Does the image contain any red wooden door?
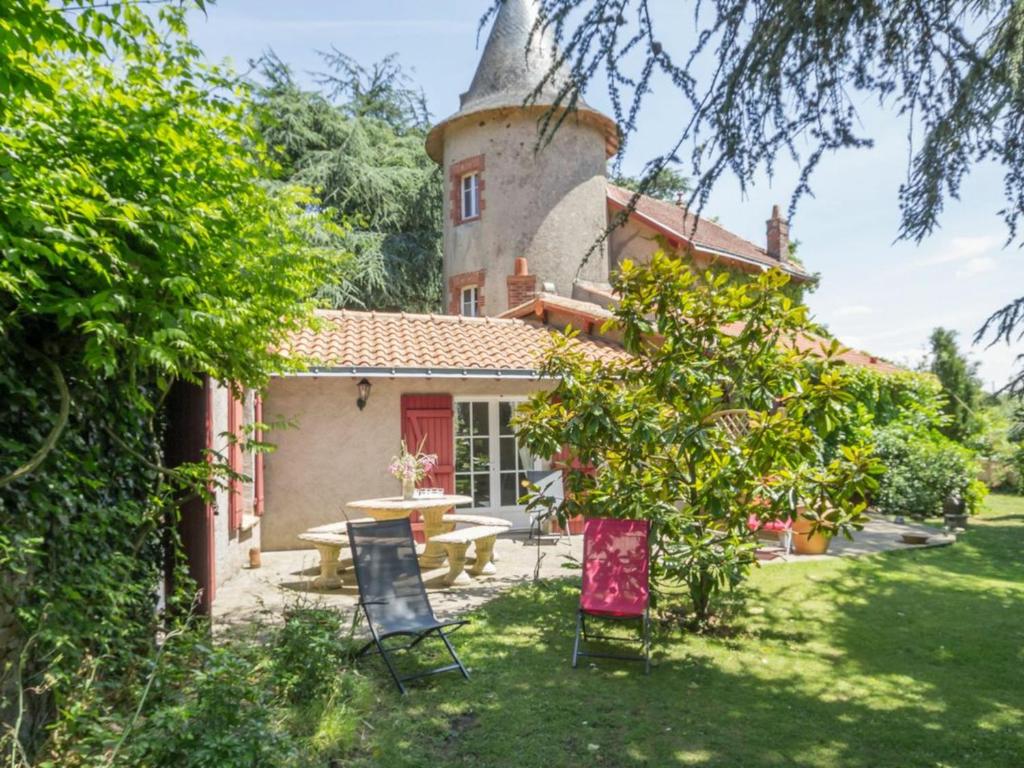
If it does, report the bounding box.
[401,395,454,542]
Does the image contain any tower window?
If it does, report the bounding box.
[460,285,479,317]
[449,155,485,226]
[461,172,480,220]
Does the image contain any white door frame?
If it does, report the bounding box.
[453,395,542,529]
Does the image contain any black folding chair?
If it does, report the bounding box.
[346,518,470,694]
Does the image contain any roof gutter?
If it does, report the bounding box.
[280,366,544,380]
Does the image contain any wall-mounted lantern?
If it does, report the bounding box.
[356,378,372,411]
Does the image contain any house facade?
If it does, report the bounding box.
[177,0,897,607]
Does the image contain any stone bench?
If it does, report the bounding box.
[297,518,372,589]
[440,513,512,558]
[430,525,508,586]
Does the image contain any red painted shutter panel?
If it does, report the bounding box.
[227,389,245,533]
[400,394,455,493]
[401,395,455,542]
[253,394,264,516]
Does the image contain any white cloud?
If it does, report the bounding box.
[912,234,1001,268]
[834,304,873,317]
[956,255,997,278]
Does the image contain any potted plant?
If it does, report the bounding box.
[789,456,878,555]
[791,504,836,555]
[943,491,968,531]
[388,439,437,500]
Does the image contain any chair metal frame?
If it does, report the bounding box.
[347,518,470,694]
[571,518,652,674]
[572,607,652,674]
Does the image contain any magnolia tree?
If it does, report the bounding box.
[514,254,881,625]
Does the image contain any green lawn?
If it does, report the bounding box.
[345,496,1024,767]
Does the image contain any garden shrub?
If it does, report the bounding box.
[872,424,987,517]
[39,607,372,768]
[1,2,335,761]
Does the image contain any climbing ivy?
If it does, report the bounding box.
[0,1,335,760]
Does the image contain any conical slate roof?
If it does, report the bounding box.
[426,0,617,162]
[459,0,574,112]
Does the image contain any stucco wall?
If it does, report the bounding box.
[607,214,713,274]
[442,111,609,315]
[261,375,551,551]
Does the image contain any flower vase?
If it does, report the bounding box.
[402,477,416,500]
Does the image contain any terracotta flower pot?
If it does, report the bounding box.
[791,510,833,555]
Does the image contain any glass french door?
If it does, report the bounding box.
[454,398,536,528]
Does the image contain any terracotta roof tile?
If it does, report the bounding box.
[607,184,812,281]
[285,309,629,373]
[503,295,902,374]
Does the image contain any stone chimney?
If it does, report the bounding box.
[507,257,538,309]
[766,204,789,262]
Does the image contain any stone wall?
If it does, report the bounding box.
[441,110,609,316]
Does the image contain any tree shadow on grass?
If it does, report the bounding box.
[343,513,1024,768]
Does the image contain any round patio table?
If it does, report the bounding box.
[346,495,473,568]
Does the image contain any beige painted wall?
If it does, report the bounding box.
[607,215,714,274]
[443,112,609,315]
[261,375,551,550]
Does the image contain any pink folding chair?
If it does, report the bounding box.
[572,518,651,674]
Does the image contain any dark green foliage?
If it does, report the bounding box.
[928,327,983,442]
[872,424,986,517]
[253,51,444,313]
[611,166,690,202]
[0,2,328,761]
[272,607,356,704]
[0,338,170,756]
[41,608,369,768]
[833,365,989,514]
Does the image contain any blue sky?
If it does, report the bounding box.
[187,0,1022,390]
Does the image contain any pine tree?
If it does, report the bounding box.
[929,328,983,443]
[252,50,443,313]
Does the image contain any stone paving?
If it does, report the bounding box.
[212,516,955,628]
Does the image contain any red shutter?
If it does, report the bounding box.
[552,444,589,535]
[253,394,264,517]
[401,394,455,492]
[401,394,454,542]
[227,389,245,533]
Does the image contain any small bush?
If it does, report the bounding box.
[873,425,986,517]
[272,606,357,703]
[37,606,371,768]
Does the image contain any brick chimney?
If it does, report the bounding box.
[507,257,537,309]
[766,204,789,262]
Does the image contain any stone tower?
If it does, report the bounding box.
[425,0,619,317]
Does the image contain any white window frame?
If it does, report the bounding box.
[460,172,480,221]
[460,285,479,317]
[453,396,543,517]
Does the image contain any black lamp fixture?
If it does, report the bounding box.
[356,377,371,411]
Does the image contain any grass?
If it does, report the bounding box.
[336,496,1024,767]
